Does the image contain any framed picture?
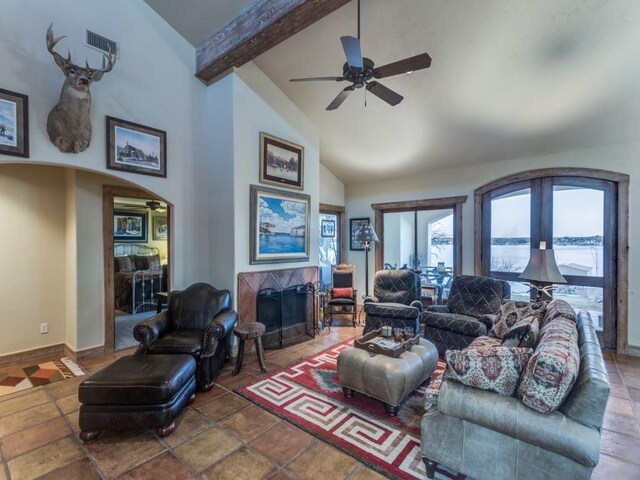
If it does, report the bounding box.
[152,215,168,240]
[0,88,29,158]
[259,132,304,190]
[321,219,336,238]
[350,217,370,251]
[106,116,166,177]
[250,184,310,264]
[114,210,148,242]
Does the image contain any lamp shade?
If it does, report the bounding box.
[519,247,567,284]
[356,224,379,244]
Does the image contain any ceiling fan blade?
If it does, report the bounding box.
[373,53,432,79]
[340,36,363,70]
[290,76,345,82]
[326,86,356,111]
[366,81,404,106]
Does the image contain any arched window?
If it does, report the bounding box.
[475,169,629,351]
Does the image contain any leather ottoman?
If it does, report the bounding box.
[337,338,438,416]
[78,354,196,441]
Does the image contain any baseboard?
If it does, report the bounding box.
[623,344,640,357]
[0,343,66,368]
[64,343,106,361]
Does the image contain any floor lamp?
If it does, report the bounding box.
[519,241,566,301]
[357,224,379,298]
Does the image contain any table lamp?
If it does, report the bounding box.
[518,241,566,301]
[356,224,379,297]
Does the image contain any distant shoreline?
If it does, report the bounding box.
[432,235,603,246]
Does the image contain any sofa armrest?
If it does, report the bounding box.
[426,305,450,313]
[477,314,496,331]
[134,311,171,354]
[202,309,237,357]
[438,379,601,468]
[410,299,424,313]
[363,296,379,304]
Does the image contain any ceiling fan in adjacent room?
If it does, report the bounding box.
[289,0,432,110]
[118,200,166,212]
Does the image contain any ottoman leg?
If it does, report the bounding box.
[343,387,355,398]
[423,458,438,479]
[255,337,267,373]
[155,421,176,438]
[232,338,246,376]
[186,392,196,405]
[79,430,101,442]
[385,404,400,416]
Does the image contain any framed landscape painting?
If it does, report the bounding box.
[259,132,304,190]
[106,116,166,177]
[250,185,310,264]
[114,210,147,242]
[0,88,29,158]
[152,215,168,240]
[350,217,370,251]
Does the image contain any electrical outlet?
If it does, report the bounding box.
[40,323,48,334]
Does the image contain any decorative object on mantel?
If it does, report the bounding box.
[46,24,116,153]
[0,88,29,158]
[259,132,304,190]
[519,241,567,301]
[354,222,379,297]
[288,0,431,110]
[250,184,310,264]
[106,116,167,177]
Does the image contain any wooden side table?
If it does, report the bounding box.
[232,322,267,376]
[155,292,168,314]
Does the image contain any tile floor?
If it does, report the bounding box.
[0,320,639,479]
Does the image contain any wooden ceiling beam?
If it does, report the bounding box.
[196,0,351,84]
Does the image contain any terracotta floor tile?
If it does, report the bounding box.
[78,354,118,373]
[201,446,276,480]
[249,422,315,466]
[592,453,640,479]
[0,388,49,416]
[117,452,193,480]
[174,426,242,472]
[65,411,80,432]
[286,442,358,480]
[191,385,228,406]
[268,470,294,480]
[37,458,102,480]
[627,386,640,403]
[347,465,388,480]
[0,402,60,436]
[196,392,250,421]
[603,410,640,438]
[609,381,631,400]
[0,463,5,480]
[55,392,81,415]
[267,351,305,367]
[7,436,83,480]
[215,372,256,391]
[0,417,72,460]
[219,405,280,442]
[623,375,640,389]
[606,395,637,417]
[163,407,215,448]
[600,429,640,466]
[114,347,137,358]
[87,431,165,478]
[44,375,85,401]
[240,359,280,377]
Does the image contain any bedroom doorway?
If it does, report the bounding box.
[103,186,172,352]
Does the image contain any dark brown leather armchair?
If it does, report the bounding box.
[134,283,237,391]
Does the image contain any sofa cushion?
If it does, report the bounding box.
[363,302,420,319]
[518,316,580,414]
[423,312,487,337]
[491,300,546,339]
[541,298,578,329]
[446,275,510,317]
[131,254,149,270]
[468,336,503,348]
[115,256,135,273]
[502,316,540,349]
[444,345,533,397]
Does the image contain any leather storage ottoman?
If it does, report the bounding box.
[337,338,438,416]
[78,354,196,441]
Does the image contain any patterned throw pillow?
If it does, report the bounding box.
[424,371,443,410]
[518,316,580,414]
[444,346,533,397]
[492,300,546,339]
[130,255,149,271]
[502,316,540,349]
[332,287,353,299]
[147,254,162,271]
[540,298,578,329]
[115,256,135,273]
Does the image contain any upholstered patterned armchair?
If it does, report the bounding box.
[423,275,510,355]
[363,270,423,334]
[134,283,237,391]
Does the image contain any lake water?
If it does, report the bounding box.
[260,233,305,254]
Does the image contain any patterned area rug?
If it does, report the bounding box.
[0,358,85,397]
[236,338,464,480]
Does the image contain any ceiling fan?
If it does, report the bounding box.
[289,0,432,110]
[118,200,166,212]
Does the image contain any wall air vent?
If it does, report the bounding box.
[85,30,119,58]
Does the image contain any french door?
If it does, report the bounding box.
[480,176,618,349]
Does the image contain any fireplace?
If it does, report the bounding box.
[257,283,315,349]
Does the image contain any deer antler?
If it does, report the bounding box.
[46,24,70,70]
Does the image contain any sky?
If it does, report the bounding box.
[491,187,604,237]
[115,126,159,157]
[259,196,306,233]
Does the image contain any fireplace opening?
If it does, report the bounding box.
[257,283,315,349]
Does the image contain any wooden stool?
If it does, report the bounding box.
[232,322,267,376]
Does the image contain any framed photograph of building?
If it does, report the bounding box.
[0,88,29,158]
[259,132,304,190]
[350,217,370,251]
[114,210,148,242]
[250,185,310,264]
[106,116,166,177]
[152,215,168,240]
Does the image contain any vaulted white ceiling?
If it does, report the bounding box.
[145,0,640,184]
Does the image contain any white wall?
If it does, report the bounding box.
[346,141,640,349]
[319,163,345,206]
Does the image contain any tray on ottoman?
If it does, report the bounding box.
[78,354,196,441]
[354,329,420,357]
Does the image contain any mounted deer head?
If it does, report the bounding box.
[46,24,116,153]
